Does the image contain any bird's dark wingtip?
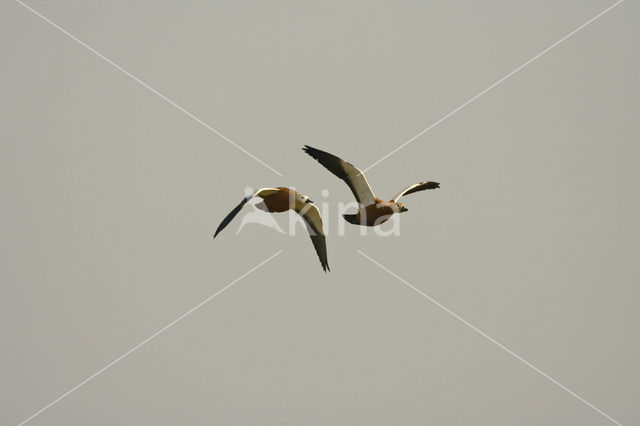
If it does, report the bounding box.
[302,145,320,156]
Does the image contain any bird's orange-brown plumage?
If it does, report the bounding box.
[260,187,295,212]
[344,199,396,226]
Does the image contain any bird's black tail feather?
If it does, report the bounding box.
[343,214,361,225]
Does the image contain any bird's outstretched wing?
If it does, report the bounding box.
[295,201,330,272]
[213,188,279,238]
[302,145,376,206]
[391,181,440,202]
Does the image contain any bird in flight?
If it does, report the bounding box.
[303,145,440,226]
[214,187,329,272]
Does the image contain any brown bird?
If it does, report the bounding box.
[303,145,440,226]
[214,187,329,272]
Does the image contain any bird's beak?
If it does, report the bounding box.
[401,206,408,212]
[306,199,314,204]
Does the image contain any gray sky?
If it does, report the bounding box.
[1,1,639,425]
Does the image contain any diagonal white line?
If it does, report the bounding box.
[16,250,283,426]
[356,250,623,426]
[14,0,283,177]
[361,0,624,174]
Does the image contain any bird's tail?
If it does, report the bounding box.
[342,214,361,225]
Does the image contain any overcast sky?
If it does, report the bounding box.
[2,1,638,425]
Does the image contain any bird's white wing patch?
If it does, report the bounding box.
[391,181,440,202]
[296,202,324,235]
[253,187,280,198]
[392,183,421,202]
[344,167,376,206]
[295,202,329,272]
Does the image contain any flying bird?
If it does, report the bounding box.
[302,145,439,226]
[214,187,329,272]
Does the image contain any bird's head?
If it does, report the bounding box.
[396,202,408,213]
[297,193,314,204]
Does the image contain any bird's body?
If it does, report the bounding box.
[214,186,329,272]
[343,199,397,226]
[256,187,299,212]
[302,145,439,226]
